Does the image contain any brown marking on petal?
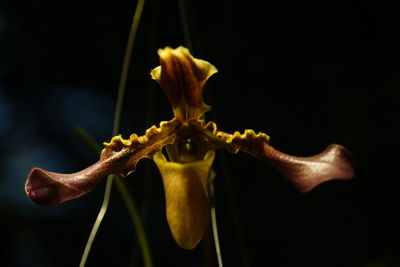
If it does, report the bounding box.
[150,46,217,120]
[25,119,180,205]
[153,151,215,249]
[228,131,354,191]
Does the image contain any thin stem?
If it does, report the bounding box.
[219,156,251,267]
[74,126,102,154]
[79,175,114,267]
[113,0,146,134]
[113,176,153,267]
[79,0,147,266]
[177,0,193,52]
[209,173,224,267]
[75,127,154,267]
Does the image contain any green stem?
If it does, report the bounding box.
[74,126,103,154]
[79,0,150,266]
[177,0,193,52]
[79,175,114,267]
[113,0,146,134]
[114,176,153,267]
[75,125,153,267]
[209,172,224,267]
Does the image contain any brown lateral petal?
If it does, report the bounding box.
[153,150,215,249]
[25,161,114,206]
[230,131,354,192]
[25,145,137,206]
[25,120,179,206]
[150,46,217,120]
[25,147,131,206]
[266,144,354,192]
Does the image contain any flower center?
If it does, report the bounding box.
[166,122,209,163]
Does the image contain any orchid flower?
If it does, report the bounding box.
[25,46,354,249]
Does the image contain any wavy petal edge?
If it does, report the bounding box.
[150,46,217,120]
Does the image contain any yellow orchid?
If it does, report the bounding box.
[25,46,354,249]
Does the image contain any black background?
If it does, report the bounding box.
[1,0,399,266]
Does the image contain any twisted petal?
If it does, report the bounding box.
[229,130,354,192]
[25,120,179,205]
[150,46,217,120]
[153,150,215,249]
[25,162,115,206]
[25,150,131,206]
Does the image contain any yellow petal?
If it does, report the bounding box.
[153,150,215,249]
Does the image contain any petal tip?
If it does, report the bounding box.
[151,46,217,120]
[293,144,355,192]
[25,168,66,206]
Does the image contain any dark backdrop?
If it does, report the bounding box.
[1,0,399,266]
